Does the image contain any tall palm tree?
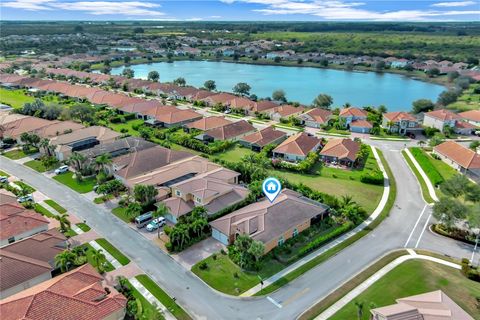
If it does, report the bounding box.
[153,203,169,238]
[56,213,71,233]
[95,153,112,173]
[340,195,356,208]
[92,249,106,273]
[39,138,54,157]
[55,250,77,273]
[68,152,86,175]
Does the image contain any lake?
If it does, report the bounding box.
[109,60,444,111]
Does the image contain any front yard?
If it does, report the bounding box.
[213,145,255,162]
[24,159,59,173]
[2,147,38,160]
[96,238,131,266]
[0,88,35,109]
[53,172,96,193]
[107,119,144,137]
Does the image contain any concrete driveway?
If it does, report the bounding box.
[174,237,226,270]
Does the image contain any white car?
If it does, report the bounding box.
[146,217,166,232]
[55,165,69,174]
[0,176,8,183]
[17,194,34,203]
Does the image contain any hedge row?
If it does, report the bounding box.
[297,221,354,257]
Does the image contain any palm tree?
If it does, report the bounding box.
[39,138,54,157]
[153,202,169,238]
[56,213,71,233]
[417,140,426,147]
[95,153,112,173]
[340,195,356,208]
[68,152,86,176]
[55,250,77,272]
[92,249,106,273]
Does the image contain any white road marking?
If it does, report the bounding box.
[267,296,283,309]
[415,213,432,248]
[404,204,428,248]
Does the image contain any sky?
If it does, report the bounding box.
[1,0,479,21]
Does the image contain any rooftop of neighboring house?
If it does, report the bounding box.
[240,126,287,147]
[299,108,333,124]
[273,132,321,156]
[119,99,164,114]
[210,189,329,244]
[150,108,202,125]
[0,111,29,126]
[201,92,237,104]
[455,121,478,130]
[0,264,127,320]
[185,116,232,131]
[271,104,305,118]
[228,96,257,111]
[204,120,256,140]
[49,126,121,146]
[79,136,156,159]
[141,105,180,118]
[32,120,85,139]
[0,203,50,242]
[383,111,417,122]
[0,189,17,205]
[320,138,361,162]
[434,141,480,169]
[253,100,278,113]
[339,107,368,118]
[425,109,461,122]
[112,145,194,180]
[370,290,473,320]
[2,116,54,138]
[0,229,67,293]
[459,110,480,123]
[350,119,373,128]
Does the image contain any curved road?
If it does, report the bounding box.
[1,142,475,320]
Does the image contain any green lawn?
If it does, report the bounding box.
[95,238,130,266]
[0,88,35,109]
[2,147,38,160]
[14,181,35,193]
[410,147,445,186]
[402,150,435,204]
[213,145,255,162]
[330,260,480,320]
[76,223,91,232]
[34,203,56,218]
[81,243,115,272]
[63,228,78,238]
[425,151,458,181]
[123,279,164,320]
[112,206,132,223]
[108,119,144,136]
[44,199,67,213]
[135,275,192,320]
[53,172,95,193]
[447,83,480,112]
[24,159,48,172]
[0,170,10,177]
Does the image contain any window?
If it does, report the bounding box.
[293,228,298,237]
[175,190,181,197]
[278,236,284,246]
[195,196,202,204]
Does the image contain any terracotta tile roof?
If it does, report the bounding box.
[271,105,305,118]
[0,112,29,126]
[455,121,478,129]
[273,132,320,156]
[339,107,368,118]
[240,126,287,147]
[459,110,480,123]
[79,136,156,159]
[0,264,127,320]
[299,108,333,125]
[142,105,180,118]
[113,145,193,179]
[185,116,232,131]
[253,100,278,113]
[32,121,85,139]
[320,138,360,162]
[0,203,49,242]
[350,119,373,128]
[201,92,237,105]
[383,111,417,122]
[153,109,202,125]
[0,189,17,205]
[434,141,480,169]
[162,197,194,219]
[2,117,54,138]
[210,189,328,244]
[204,120,255,140]
[425,109,461,122]
[228,97,257,111]
[49,126,121,146]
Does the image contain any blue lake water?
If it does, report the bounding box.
[109,60,444,111]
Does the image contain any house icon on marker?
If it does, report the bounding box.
[266,182,277,192]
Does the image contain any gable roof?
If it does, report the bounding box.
[0,264,127,320]
[79,137,156,159]
[204,120,256,140]
[0,189,17,205]
[434,141,480,169]
[350,119,373,128]
[425,109,461,122]
[299,108,333,124]
[32,121,85,139]
[2,117,54,138]
[273,132,320,156]
[152,109,202,125]
[240,126,287,147]
[459,110,480,122]
[186,116,232,131]
[339,107,368,118]
[0,203,49,241]
[49,126,121,146]
[320,138,361,162]
[383,111,417,122]
[271,105,305,118]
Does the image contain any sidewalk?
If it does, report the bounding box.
[129,278,176,320]
[39,200,84,234]
[314,251,460,319]
[90,240,122,269]
[404,148,439,202]
[241,146,391,297]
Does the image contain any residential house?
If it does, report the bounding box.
[201,120,256,142]
[144,107,202,128]
[49,126,122,160]
[0,203,50,247]
[239,126,287,151]
[163,168,248,223]
[268,105,305,122]
[319,138,361,167]
[349,119,373,133]
[184,116,232,132]
[1,116,54,141]
[79,136,156,160]
[0,189,17,205]
[0,229,66,298]
[459,110,480,127]
[201,92,237,107]
[0,264,127,320]
[370,290,473,320]
[433,141,480,182]
[298,108,333,128]
[424,109,477,135]
[339,107,370,132]
[382,111,422,135]
[210,189,329,253]
[32,121,85,139]
[272,132,321,162]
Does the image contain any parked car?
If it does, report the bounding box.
[135,212,154,229]
[17,194,33,203]
[475,130,480,137]
[54,165,69,175]
[0,176,8,183]
[146,217,166,232]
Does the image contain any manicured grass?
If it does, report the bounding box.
[299,250,408,320]
[402,150,435,204]
[53,172,95,193]
[447,83,480,112]
[44,199,67,213]
[0,88,35,109]
[425,151,458,181]
[213,145,255,162]
[14,181,35,193]
[94,194,114,204]
[410,147,444,186]
[2,148,37,160]
[192,253,260,295]
[24,159,48,172]
[76,223,91,232]
[63,228,78,238]
[95,238,131,266]
[0,170,10,177]
[330,260,480,320]
[135,275,192,320]
[81,243,115,272]
[112,206,132,223]
[33,203,56,218]
[108,119,144,136]
[123,279,163,320]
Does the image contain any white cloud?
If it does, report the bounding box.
[2,0,55,10]
[210,15,222,18]
[186,17,203,21]
[431,1,477,7]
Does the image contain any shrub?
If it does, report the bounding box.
[212,253,217,260]
[199,261,208,270]
[132,123,141,131]
[360,169,384,185]
[220,249,226,255]
[298,222,354,257]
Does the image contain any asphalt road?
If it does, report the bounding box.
[1,143,476,320]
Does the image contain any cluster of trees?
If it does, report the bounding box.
[228,234,265,270]
[119,184,159,221]
[165,207,210,252]
[55,246,107,274]
[272,151,319,173]
[21,99,63,120]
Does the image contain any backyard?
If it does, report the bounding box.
[52,171,96,193]
[0,88,35,109]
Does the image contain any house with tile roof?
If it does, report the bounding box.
[433,141,480,182]
[298,108,333,128]
[1,116,54,140]
[79,136,156,160]
[239,126,288,151]
[201,92,237,107]
[32,120,85,139]
[459,110,480,127]
[144,107,202,128]
[423,109,476,135]
[0,229,67,298]
[370,290,473,320]
[319,138,361,167]
[268,104,305,121]
[272,132,321,162]
[0,264,127,320]
[184,116,232,132]
[201,120,256,142]
[339,107,368,126]
[382,111,421,135]
[0,203,50,247]
[210,189,329,253]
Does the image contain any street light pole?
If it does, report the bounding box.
[471,233,479,266]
